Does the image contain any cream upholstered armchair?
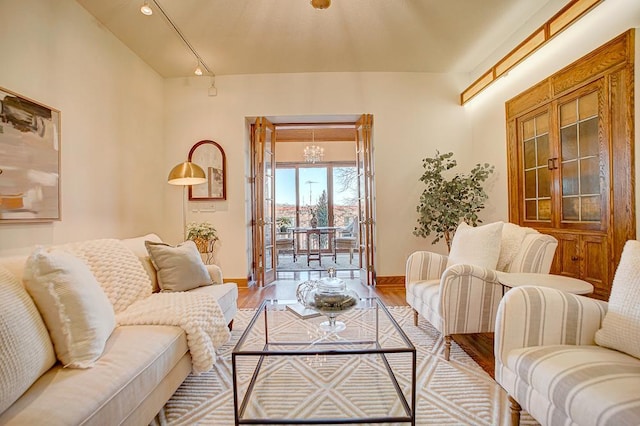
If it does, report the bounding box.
[495,240,640,426]
[405,221,558,361]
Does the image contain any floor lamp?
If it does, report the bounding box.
[167,161,207,239]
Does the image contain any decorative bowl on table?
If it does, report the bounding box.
[296,268,358,332]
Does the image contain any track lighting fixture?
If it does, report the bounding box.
[140,0,153,16]
[140,0,217,91]
[194,60,203,76]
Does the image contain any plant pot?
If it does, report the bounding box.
[192,237,212,253]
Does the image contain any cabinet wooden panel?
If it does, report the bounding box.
[582,234,609,299]
[507,31,635,301]
[552,233,580,277]
[550,232,609,300]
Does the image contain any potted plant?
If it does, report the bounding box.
[276,217,293,232]
[186,221,219,253]
[413,151,494,250]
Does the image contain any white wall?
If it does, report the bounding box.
[0,0,165,255]
[163,72,470,278]
[465,0,640,232]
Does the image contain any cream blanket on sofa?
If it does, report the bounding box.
[116,292,230,373]
[60,238,230,374]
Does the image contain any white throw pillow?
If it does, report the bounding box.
[145,240,212,292]
[595,240,640,359]
[446,221,504,270]
[23,248,116,368]
[0,266,56,413]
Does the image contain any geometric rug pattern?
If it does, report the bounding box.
[154,307,538,425]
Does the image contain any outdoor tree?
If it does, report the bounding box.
[316,190,329,227]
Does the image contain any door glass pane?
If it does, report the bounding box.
[521,112,550,222]
[536,135,549,167]
[536,113,549,134]
[265,247,273,270]
[580,157,600,194]
[525,170,536,198]
[275,168,296,232]
[298,167,328,250]
[524,139,536,169]
[538,168,551,198]
[333,166,358,227]
[560,100,577,126]
[563,197,579,221]
[562,161,578,195]
[538,199,551,220]
[523,120,535,139]
[579,91,598,119]
[560,91,601,223]
[561,125,578,160]
[581,195,601,221]
[525,200,537,220]
[580,118,598,156]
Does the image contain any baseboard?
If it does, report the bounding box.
[376,276,405,286]
[224,278,249,287]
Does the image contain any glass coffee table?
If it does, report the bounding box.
[232,297,416,425]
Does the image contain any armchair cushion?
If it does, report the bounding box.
[505,344,640,425]
[446,221,503,269]
[595,240,640,359]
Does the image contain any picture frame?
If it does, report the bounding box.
[0,87,61,222]
[188,140,226,200]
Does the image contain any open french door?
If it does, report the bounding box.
[252,117,276,287]
[355,114,376,286]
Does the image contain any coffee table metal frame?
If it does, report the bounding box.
[231,297,416,425]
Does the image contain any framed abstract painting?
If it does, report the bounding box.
[0,87,61,222]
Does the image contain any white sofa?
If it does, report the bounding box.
[0,233,238,425]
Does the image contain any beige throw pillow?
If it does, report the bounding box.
[145,240,212,292]
[446,221,504,270]
[595,240,640,359]
[0,266,56,413]
[23,248,116,368]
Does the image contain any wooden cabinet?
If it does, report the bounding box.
[506,31,635,300]
[551,232,609,299]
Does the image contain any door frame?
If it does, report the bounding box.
[249,116,376,286]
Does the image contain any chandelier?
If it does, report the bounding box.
[303,145,324,163]
[311,0,331,9]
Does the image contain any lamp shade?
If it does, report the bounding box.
[167,161,207,186]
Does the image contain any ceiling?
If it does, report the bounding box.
[76,0,561,78]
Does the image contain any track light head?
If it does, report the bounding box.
[140,1,153,15]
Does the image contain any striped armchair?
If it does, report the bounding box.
[405,228,557,361]
[495,252,640,425]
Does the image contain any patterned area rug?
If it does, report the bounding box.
[154,307,537,425]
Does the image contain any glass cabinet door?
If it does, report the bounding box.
[559,90,602,225]
[521,111,552,223]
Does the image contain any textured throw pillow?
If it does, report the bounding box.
[446,221,504,269]
[0,266,56,413]
[23,248,116,368]
[595,240,640,359]
[145,240,212,292]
